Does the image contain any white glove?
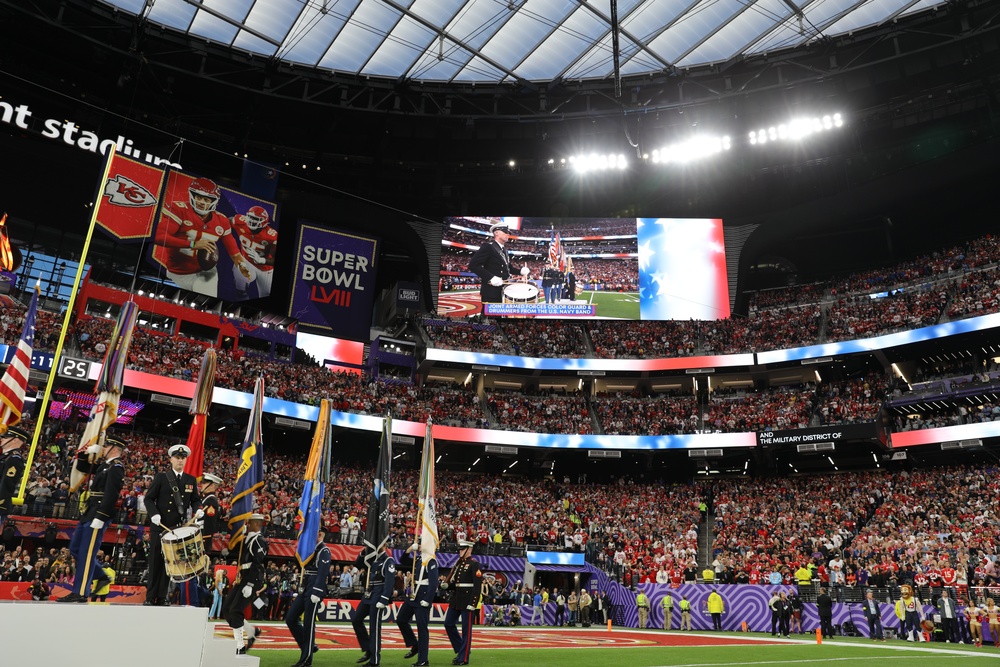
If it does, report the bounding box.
[90,518,105,530]
[244,248,266,264]
[466,605,476,611]
[420,600,430,607]
[440,582,449,590]
[376,602,386,609]
[242,584,253,597]
[310,594,321,604]
[407,543,418,553]
[520,266,530,276]
[86,444,103,456]
[151,515,161,526]
[489,276,503,287]
[194,509,205,520]
[194,520,204,530]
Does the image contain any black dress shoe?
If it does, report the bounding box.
[412,662,430,666]
[237,647,248,655]
[404,648,419,659]
[56,593,88,603]
[142,600,155,606]
[357,653,372,664]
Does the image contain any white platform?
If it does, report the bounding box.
[0,602,259,667]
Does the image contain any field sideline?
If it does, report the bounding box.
[236,623,991,667]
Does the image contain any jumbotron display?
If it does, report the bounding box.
[438,216,731,320]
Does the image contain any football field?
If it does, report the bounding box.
[239,623,987,667]
[582,291,640,320]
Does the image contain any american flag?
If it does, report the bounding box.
[548,230,563,270]
[0,284,39,431]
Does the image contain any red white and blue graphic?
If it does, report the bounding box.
[638,218,730,321]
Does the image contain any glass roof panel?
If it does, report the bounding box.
[316,1,405,73]
[480,0,578,73]
[188,0,255,45]
[271,1,360,67]
[362,16,438,78]
[514,6,610,81]
[676,0,791,67]
[643,0,741,65]
[99,0,951,84]
[146,0,198,31]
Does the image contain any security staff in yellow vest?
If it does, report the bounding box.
[794,564,813,588]
[702,567,715,584]
[661,593,674,630]
[679,596,692,630]
[636,591,650,628]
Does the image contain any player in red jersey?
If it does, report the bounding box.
[231,205,277,298]
[153,177,251,297]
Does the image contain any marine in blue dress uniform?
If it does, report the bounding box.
[442,540,483,666]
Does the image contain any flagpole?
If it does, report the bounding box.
[15,150,115,505]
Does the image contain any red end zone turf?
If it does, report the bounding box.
[213,624,790,650]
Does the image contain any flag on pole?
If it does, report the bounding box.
[71,300,138,491]
[183,349,217,482]
[228,376,265,550]
[363,413,392,567]
[416,420,439,565]
[548,229,562,269]
[0,284,39,433]
[296,399,332,567]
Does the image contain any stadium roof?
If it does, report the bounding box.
[99,0,946,85]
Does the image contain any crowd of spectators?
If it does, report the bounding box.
[947,267,1000,320]
[586,320,697,358]
[703,386,817,432]
[825,288,948,342]
[592,392,700,436]
[485,389,593,435]
[497,320,588,359]
[814,377,889,426]
[423,319,512,355]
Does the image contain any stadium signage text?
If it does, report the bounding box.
[484,303,596,316]
[757,423,877,445]
[0,97,181,169]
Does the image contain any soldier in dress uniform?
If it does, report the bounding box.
[352,547,397,667]
[224,513,268,654]
[442,540,483,666]
[397,544,439,667]
[143,444,203,605]
[286,527,331,667]
[198,473,225,536]
[468,222,526,306]
[57,436,127,603]
[0,427,28,531]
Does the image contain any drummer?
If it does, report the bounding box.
[143,444,203,606]
[468,222,528,305]
[57,436,127,604]
[198,472,225,536]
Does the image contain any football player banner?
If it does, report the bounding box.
[288,224,379,342]
[91,152,279,302]
[149,171,279,302]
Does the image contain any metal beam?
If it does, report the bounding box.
[180,0,281,48]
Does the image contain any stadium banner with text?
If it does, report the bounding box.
[438,216,730,321]
[95,153,167,240]
[149,170,279,302]
[756,423,878,446]
[288,224,379,341]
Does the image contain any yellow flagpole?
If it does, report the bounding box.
[15,150,116,504]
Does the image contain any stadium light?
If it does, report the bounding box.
[649,135,731,165]
[749,113,843,145]
[569,153,628,173]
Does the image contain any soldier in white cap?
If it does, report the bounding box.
[143,443,203,605]
[198,472,225,536]
[468,222,527,306]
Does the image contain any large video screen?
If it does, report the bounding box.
[438,216,730,320]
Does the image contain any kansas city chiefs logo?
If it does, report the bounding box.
[104,174,157,207]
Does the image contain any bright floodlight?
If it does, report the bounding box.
[569,152,628,172]
[750,112,845,147]
[652,135,731,165]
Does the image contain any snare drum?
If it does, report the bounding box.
[502,282,540,303]
[161,526,211,582]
